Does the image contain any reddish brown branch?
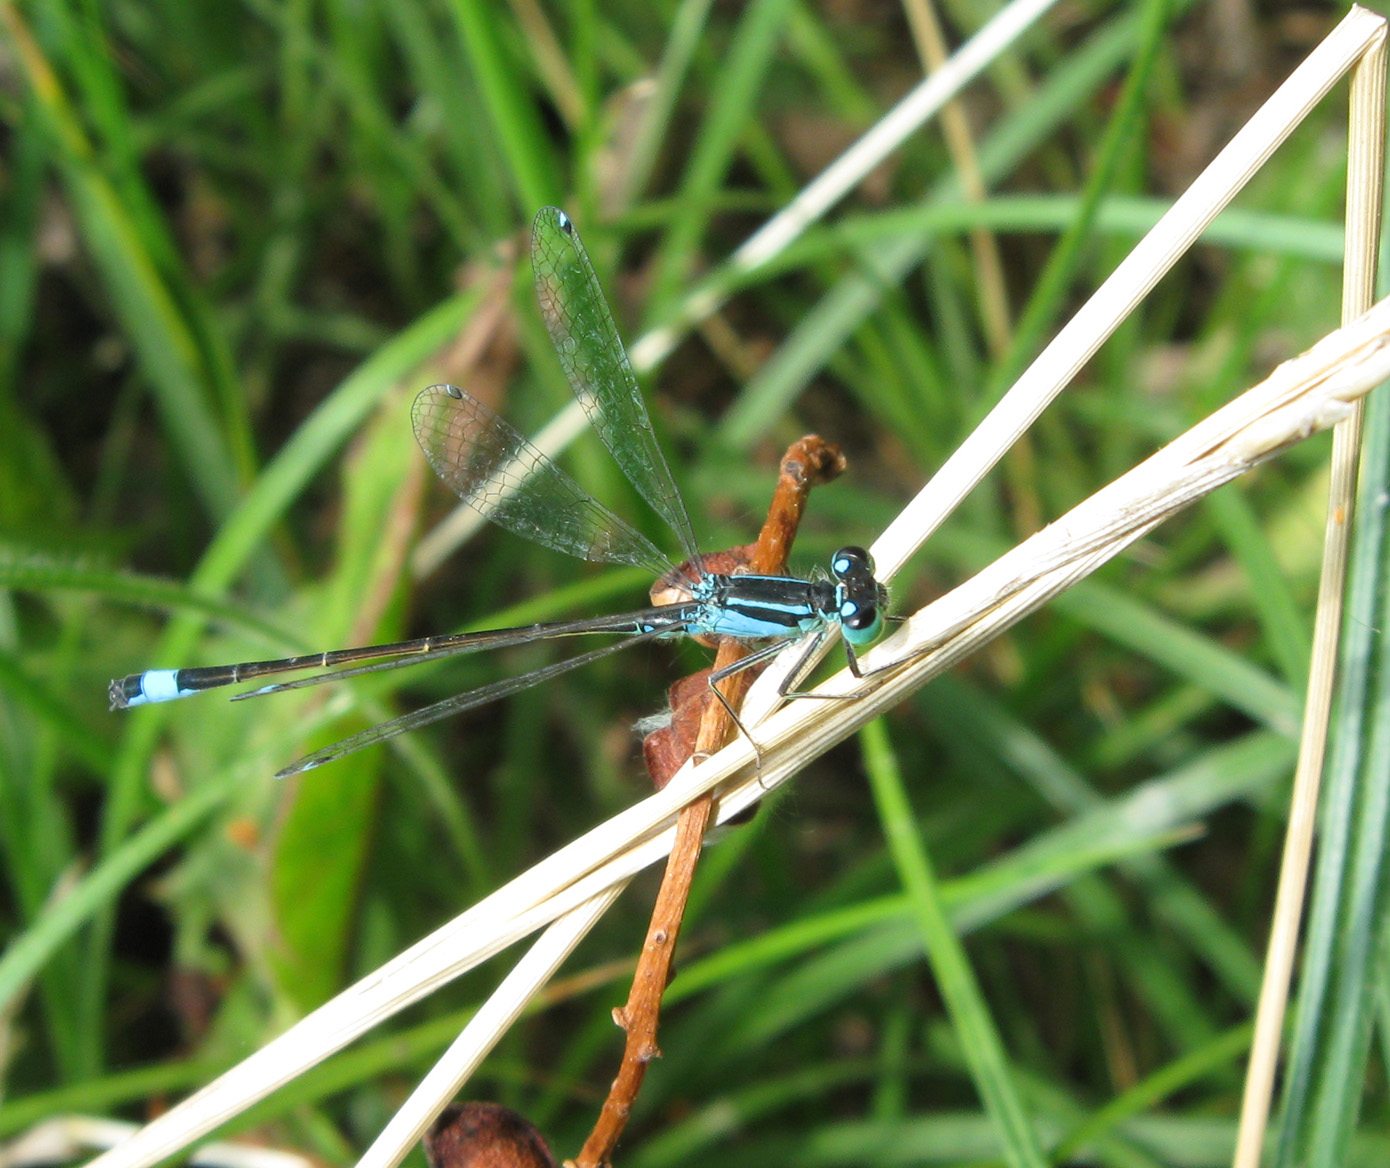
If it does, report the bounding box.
[570,437,845,1168]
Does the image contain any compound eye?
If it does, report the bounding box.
[840,602,883,645]
[831,546,874,578]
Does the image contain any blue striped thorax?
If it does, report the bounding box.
[686,545,887,646]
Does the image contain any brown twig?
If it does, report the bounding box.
[570,436,846,1168]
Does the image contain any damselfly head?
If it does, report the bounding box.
[829,546,887,646]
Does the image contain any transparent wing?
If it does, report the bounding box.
[276,629,668,778]
[412,383,674,577]
[530,207,702,570]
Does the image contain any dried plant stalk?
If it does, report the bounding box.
[1232,20,1387,1168]
[573,437,846,1168]
[356,885,625,1168]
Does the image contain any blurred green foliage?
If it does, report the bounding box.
[1,1,1387,1165]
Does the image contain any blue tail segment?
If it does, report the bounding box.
[110,670,196,708]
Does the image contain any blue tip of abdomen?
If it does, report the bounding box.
[113,670,193,707]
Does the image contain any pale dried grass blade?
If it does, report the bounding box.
[629,0,1065,370]
[357,884,627,1168]
[1232,15,1387,1168]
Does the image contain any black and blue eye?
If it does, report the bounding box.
[840,601,883,645]
[831,546,873,579]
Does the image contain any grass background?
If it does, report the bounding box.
[2,0,1390,1165]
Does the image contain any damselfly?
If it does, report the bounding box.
[110,208,889,778]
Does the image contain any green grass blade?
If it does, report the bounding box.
[1273,374,1390,1167]
[448,0,559,213]
[861,717,1049,1168]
